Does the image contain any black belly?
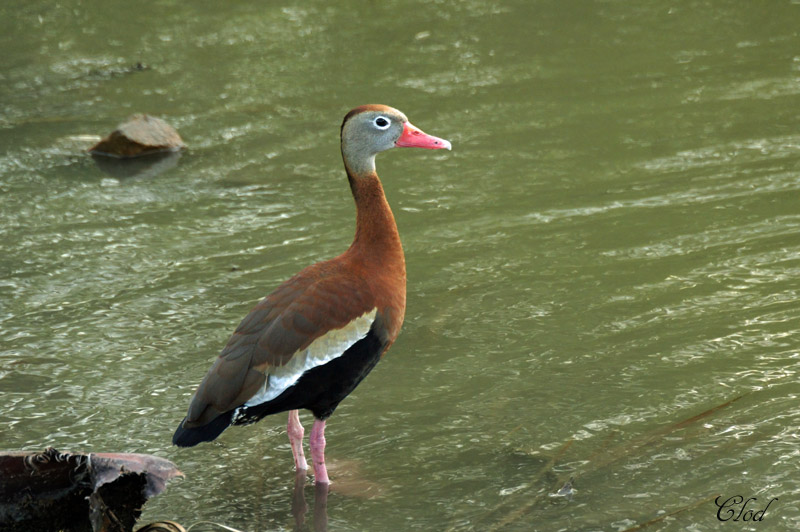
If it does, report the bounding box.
[234,325,387,423]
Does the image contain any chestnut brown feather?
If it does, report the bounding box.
[182,261,382,428]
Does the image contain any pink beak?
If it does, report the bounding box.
[395,121,452,150]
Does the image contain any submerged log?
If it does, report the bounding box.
[0,447,182,532]
[134,522,186,532]
[89,115,185,158]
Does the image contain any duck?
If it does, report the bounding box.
[172,104,451,484]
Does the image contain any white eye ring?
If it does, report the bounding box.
[373,116,391,130]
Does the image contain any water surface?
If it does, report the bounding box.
[2,1,800,530]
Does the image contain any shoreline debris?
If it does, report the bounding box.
[0,447,182,532]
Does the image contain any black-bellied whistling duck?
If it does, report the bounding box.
[172,105,451,484]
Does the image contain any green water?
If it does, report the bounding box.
[2,1,800,530]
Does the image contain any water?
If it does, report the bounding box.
[2,1,800,530]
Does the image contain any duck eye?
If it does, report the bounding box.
[373,116,391,130]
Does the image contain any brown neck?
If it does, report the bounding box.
[345,169,405,271]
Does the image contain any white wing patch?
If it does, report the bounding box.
[243,308,377,408]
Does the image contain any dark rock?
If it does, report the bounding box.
[89,115,185,158]
[0,447,182,532]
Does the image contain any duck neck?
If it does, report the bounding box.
[345,168,405,270]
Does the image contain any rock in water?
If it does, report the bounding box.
[89,114,185,158]
[0,447,182,532]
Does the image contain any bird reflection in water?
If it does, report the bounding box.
[292,471,329,532]
[288,459,385,531]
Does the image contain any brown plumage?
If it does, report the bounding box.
[173,104,451,484]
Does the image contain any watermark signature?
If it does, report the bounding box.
[715,495,778,522]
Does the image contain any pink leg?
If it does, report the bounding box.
[309,418,330,484]
[287,410,308,471]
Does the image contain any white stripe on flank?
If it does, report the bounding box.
[243,308,377,408]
